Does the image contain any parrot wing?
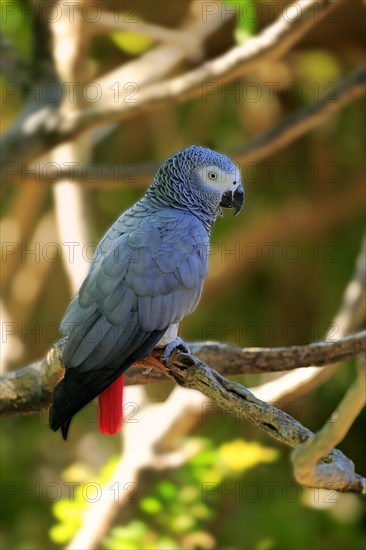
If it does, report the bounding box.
[50,206,208,435]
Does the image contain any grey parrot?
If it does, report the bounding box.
[50,145,244,439]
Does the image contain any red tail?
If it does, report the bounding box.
[98,374,124,435]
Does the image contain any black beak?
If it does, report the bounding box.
[220,184,244,216]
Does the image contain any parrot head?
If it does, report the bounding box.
[150,145,244,223]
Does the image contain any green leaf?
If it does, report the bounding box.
[103,522,149,550]
[156,480,178,502]
[1,0,33,59]
[218,439,279,472]
[110,14,153,55]
[49,522,80,544]
[140,497,163,514]
[171,514,195,534]
[225,0,258,42]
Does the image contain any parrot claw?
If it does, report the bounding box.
[162,337,190,366]
[142,368,152,374]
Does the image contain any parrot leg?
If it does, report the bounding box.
[162,337,190,366]
[156,323,179,347]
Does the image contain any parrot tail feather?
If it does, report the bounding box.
[98,374,124,435]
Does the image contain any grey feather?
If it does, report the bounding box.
[105,286,136,326]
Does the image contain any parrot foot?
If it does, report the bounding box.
[162,337,190,366]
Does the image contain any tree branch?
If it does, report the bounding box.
[1,331,364,416]
[234,65,366,164]
[50,0,97,294]
[292,357,366,492]
[0,347,65,416]
[0,0,343,167]
[1,331,365,493]
[8,65,365,187]
[159,348,365,493]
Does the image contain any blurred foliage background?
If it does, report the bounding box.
[1,1,365,549]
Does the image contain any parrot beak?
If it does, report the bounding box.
[220,184,244,216]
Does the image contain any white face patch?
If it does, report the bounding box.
[197,164,241,194]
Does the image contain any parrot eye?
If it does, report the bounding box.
[208,172,217,180]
